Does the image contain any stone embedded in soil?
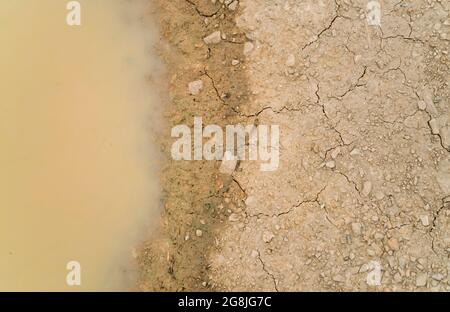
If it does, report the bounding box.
[417,100,427,111]
[285,54,296,67]
[420,215,430,227]
[330,147,341,159]
[203,31,222,44]
[350,148,361,156]
[332,275,345,283]
[351,222,362,235]
[362,181,372,197]
[437,159,450,195]
[441,126,450,149]
[188,80,203,95]
[196,229,203,237]
[228,1,238,11]
[245,196,256,207]
[432,273,445,281]
[263,231,275,243]
[366,261,382,286]
[325,160,336,169]
[428,118,440,135]
[374,191,385,200]
[387,238,399,251]
[416,273,428,287]
[228,213,239,222]
[219,151,238,174]
[243,42,254,55]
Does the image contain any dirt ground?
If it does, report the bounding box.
[138,0,450,291]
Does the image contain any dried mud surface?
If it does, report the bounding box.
[139,0,450,291]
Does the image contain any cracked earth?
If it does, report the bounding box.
[138,0,450,291]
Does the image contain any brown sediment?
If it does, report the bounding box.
[136,0,249,291]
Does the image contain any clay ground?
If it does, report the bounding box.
[138,0,450,291]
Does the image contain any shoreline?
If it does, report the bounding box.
[136,0,248,291]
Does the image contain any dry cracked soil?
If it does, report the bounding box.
[138,0,450,291]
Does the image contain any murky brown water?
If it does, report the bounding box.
[0,0,161,291]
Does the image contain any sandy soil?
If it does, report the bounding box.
[139,0,450,291]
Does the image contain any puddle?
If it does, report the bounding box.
[0,0,162,291]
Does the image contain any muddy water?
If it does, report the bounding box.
[0,0,161,291]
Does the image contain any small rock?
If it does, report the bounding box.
[244,42,254,55]
[228,213,239,222]
[325,160,336,169]
[359,263,370,273]
[285,54,296,67]
[188,80,203,95]
[366,261,382,286]
[245,196,256,207]
[416,273,428,287]
[350,148,361,156]
[219,151,238,174]
[231,59,240,66]
[332,275,345,283]
[387,238,399,251]
[203,31,222,44]
[263,231,275,243]
[362,181,372,197]
[441,126,450,149]
[393,273,402,283]
[196,229,203,237]
[417,100,427,111]
[374,191,385,200]
[417,258,427,266]
[420,215,429,227]
[251,250,259,258]
[351,222,362,235]
[428,118,440,135]
[422,88,438,116]
[432,273,444,281]
[330,147,341,159]
[228,1,238,10]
